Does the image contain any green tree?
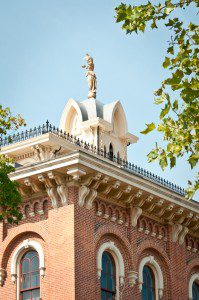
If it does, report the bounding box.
[115,0,199,198]
[0,105,26,222]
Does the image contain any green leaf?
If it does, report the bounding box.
[141,123,156,134]
[163,57,170,68]
[167,46,174,55]
[160,156,168,170]
[154,95,165,104]
[173,100,178,110]
[160,103,170,119]
[188,154,199,169]
[170,156,176,168]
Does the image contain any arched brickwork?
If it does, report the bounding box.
[1,231,46,270]
[94,224,132,269]
[187,258,199,276]
[136,243,171,300]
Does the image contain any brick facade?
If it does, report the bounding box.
[0,98,198,300]
[0,184,198,300]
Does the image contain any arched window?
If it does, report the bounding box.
[142,266,156,300]
[188,273,199,300]
[20,250,40,300]
[101,252,116,300]
[109,143,113,161]
[138,256,163,299]
[193,281,199,300]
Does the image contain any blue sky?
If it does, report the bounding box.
[0,0,198,197]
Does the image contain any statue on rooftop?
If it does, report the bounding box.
[82,54,97,99]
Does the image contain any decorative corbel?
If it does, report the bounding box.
[172,223,183,243]
[79,186,90,207]
[179,226,189,245]
[48,172,68,205]
[128,271,138,287]
[86,189,98,209]
[125,190,143,205]
[24,178,42,193]
[103,181,120,195]
[113,190,123,201]
[91,173,103,189]
[131,206,142,227]
[38,174,59,208]
[157,204,174,218]
[18,186,29,197]
[146,203,156,213]
[137,195,153,208]
[183,213,194,227]
[123,186,132,194]
[0,269,6,286]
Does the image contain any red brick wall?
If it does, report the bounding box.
[0,186,198,300]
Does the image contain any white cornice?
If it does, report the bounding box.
[9,150,198,213]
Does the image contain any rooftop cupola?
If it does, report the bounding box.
[59,98,138,160]
[59,53,138,160]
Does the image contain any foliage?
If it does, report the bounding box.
[0,105,26,223]
[115,0,199,198]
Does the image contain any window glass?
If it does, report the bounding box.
[142,265,155,300]
[22,291,31,300]
[22,259,30,274]
[21,274,30,290]
[32,289,40,300]
[193,282,199,300]
[32,257,39,272]
[101,252,116,300]
[20,250,40,300]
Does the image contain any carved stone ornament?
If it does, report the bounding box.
[32,144,61,162]
[128,271,138,287]
[38,174,59,208]
[172,223,188,245]
[48,172,68,205]
[131,206,142,227]
[0,269,6,286]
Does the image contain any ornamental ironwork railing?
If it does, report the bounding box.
[0,121,185,196]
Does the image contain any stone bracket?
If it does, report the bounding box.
[128,270,138,287]
[172,223,189,245]
[131,206,142,227]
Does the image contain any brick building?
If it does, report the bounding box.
[0,96,199,300]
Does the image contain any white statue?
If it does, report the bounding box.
[82,54,97,99]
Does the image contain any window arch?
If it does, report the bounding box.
[10,239,45,300]
[139,256,164,299]
[20,250,40,300]
[142,265,156,300]
[189,273,199,300]
[101,252,116,300]
[97,241,125,300]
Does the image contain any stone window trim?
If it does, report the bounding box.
[188,273,199,300]
[10,239,45,285]
[138,255,164,299]
[97,241,125,300]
